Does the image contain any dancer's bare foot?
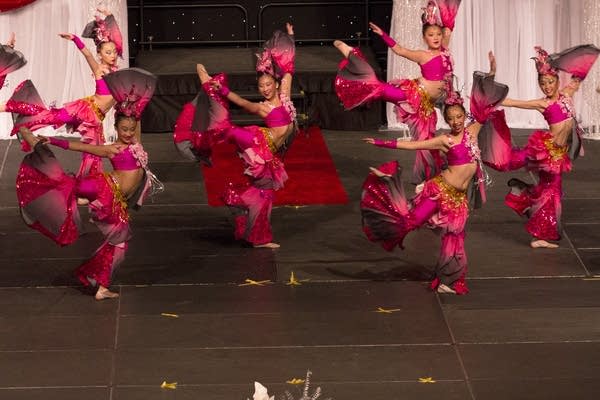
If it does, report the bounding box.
[197,64,210,84]
[254,242,280,249]
[369,166,391,178]
[333,40,352,58]
[95,286,119,300]
[436,283,456,294]
[530,239,559,249]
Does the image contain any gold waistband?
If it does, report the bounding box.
[84,96,106,122]
[432,175,467,208]
[412,79,434,117]
[543,137,568,161]
[105,173,129,219]
[261,127,278,154]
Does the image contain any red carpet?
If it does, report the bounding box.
[201,126,348,206]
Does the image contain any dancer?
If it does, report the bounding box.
[496,45,600,248]
[0,33,26,90]
[174,23,297,249]
[335,0,461,182]
[361,67,507,295]
[15,68,158,300]
[1,7,122,177]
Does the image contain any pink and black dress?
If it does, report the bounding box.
[334,46,454,183]
[173,29,296,246]
[16,141,152,288]
[6,77,111,177]
[360,72,508,294]
[502,95,577,242]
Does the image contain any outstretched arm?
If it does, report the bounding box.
[562,76,581,97]
[59,33,100,75]
[442,27,451,48]
[363,134,451,152]
[369,22,427,64]
[20,127,123,158]
[501,97,546,111]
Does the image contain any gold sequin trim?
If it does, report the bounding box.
[261,127,278,154]
[84,96,106,122]
[432,175,467,209]
[412,79,434,117]
[105,173,129,222]
[543,137,567,161]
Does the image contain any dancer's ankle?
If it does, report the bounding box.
[333,40,352,58]
[197,64,210,83]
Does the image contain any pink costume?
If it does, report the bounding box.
[16,68,158,290]
[335,1,460,183]
[360,71,507,294]
[5,14,123,178]
[174,29,296,246]
[486,45,600,242]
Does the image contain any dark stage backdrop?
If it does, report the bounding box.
[127,0,392,63]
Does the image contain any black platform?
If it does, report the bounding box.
[135,46,383,132]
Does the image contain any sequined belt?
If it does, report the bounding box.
[260,127,278,154]
[412,79,434,117]
[543,137,568,161]
[432,175,467,208]
[84,96,106,122]
[105,173,129,221]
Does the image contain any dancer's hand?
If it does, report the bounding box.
[6,32,15,48]
[286,22,294,35]
[104,143,124,158]
[369,22,383,36]
[363,137,376,145]
[59,33,74,40]
[97,7,111,16]
[36,135,50,144]
[487,51,496,77]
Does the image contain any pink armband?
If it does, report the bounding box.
[372,139,397,149]
[48,137,70,150]
[380,32,397,48]
[72,35,85,50]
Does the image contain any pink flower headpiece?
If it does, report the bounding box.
[421,1,443,27]
[445,90,464,106]
[532,46,558,76]
[82,14,123,57]
[256,48,277,78]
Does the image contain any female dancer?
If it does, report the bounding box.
[16,69,157,300]
[0,32,26,90]
[361,67,507,295]
[2,7,122,177]
[174,23,297,249]
[336,0,461,182]
[496,45,599,248]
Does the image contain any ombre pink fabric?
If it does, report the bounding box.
[360,160,469,292]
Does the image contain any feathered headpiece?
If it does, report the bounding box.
[255,48,275,77]
[82,14,123,57]
[421,1,443,27]
[532,46,558,76]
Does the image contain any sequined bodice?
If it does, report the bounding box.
[542,94,574,125]
[446,130,480,166]
[420,47,454,82]
[264,105,292,128]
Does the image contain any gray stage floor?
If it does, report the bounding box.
[0,129,599,400]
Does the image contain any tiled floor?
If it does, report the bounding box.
[0,130,598,400]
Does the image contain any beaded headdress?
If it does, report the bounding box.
[82,14,123,57]
[421,1,443,27]
[532,46,558,76]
